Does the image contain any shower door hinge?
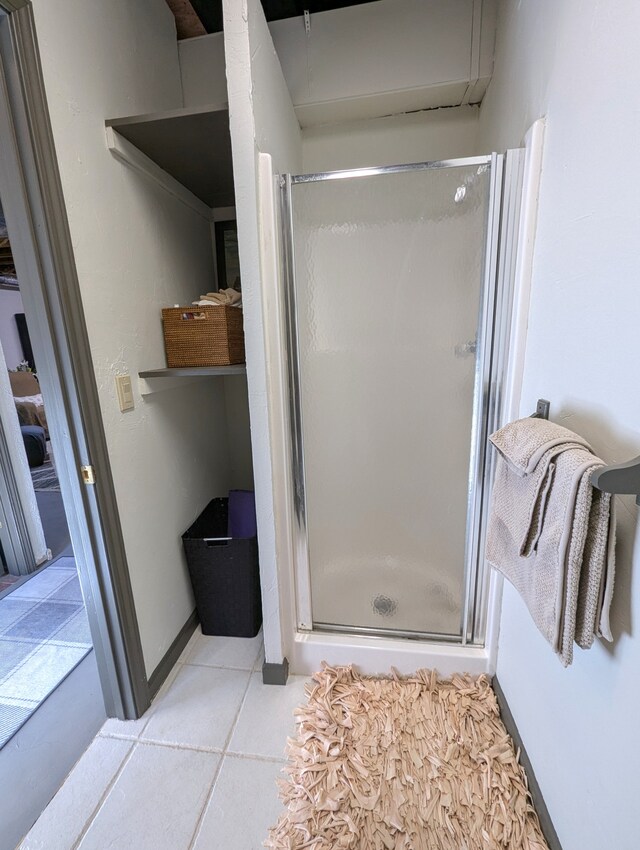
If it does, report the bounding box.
[80,465,96,485]
[304,9,311,36]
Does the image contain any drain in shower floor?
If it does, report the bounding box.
[372,594,397,617]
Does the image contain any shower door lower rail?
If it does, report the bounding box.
[313,622,465,644]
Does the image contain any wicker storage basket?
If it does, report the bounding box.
[162,305,245,367]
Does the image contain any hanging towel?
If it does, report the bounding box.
[486,417,616,666]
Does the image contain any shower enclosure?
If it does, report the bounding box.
[281,153,522,650]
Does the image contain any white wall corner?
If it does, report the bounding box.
[178,32,228,109]
[484,570,503,675]
[502,117,546,424]
[489,117,545,674]
[223,0,302,667]
[256,151,297,658]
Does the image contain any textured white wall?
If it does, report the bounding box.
[223,375,254,490]
[224,0,302,665]
[178,32,227,108]
[270,0,495,125]
[181,1,496,123]
[478,2,640,848]
[302,105,480,173]
[0,288,25,370]
[32,0,231,675]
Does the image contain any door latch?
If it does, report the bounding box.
[81,465,96,485]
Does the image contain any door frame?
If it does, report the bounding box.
[0,1,149,718]
[0,403,37,575]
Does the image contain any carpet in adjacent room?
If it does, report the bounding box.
[30,460,59,492]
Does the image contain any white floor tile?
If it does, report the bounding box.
[186,629,263,670]
[228,673,309,760]
[100,655,184,742]
[176,625,201,664]
[253,645,265,672]
[157,652,186,694]
[19,736,133,850]
[99,714,149,741]
[192,755,285,850]
[140,665,249,751]
[76,743,220,850]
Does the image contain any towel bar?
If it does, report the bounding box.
[529,397,640,504]
[591,458,640,506]
[530,399,550,420]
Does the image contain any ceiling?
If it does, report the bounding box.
[166,0,376,39]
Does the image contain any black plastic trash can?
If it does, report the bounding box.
[182,498,262,637]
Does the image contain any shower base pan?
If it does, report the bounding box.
[289,629,492,679]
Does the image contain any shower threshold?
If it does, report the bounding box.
[290,627,492,679]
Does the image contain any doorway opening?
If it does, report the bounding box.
[0,218,93,747]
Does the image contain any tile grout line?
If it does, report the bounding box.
[97,656,184,748]
[23,640,266,849]
[98,647,261,751]
[224,750,287,765]
[85,645,261,850]
[186,650,261,850]
[181,660,261,674]
[82,663,185,837]
[66,739,137,850]
[135,738,225,756]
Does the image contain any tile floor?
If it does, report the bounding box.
[0,555,92,747]
[18,627,310,850]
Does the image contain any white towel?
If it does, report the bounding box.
[192,288,242,308]
[486,417,616,666]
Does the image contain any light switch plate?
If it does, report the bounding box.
[115,374,134,412]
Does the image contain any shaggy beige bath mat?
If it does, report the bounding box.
[265,666,548,850]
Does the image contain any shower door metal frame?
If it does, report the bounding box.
[281,154,513,646]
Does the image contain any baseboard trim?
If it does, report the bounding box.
[493,677,562,850]
[147,610,199,701]
[262,657,289,685]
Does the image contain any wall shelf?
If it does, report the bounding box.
[105,104,234,209]
[139,366,246,378]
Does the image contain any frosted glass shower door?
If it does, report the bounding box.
[287,160,494,639]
